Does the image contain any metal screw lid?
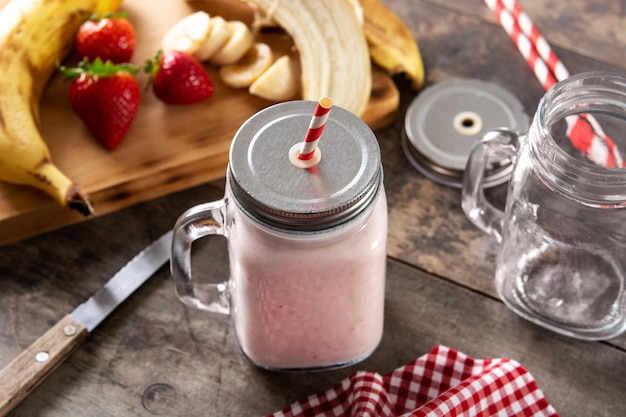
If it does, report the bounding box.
[228,100,383,232]
[403,79,529,188]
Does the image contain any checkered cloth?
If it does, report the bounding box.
[266,345,559,417]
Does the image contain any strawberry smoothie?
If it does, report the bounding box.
[171,100,388,371]
[228,188,388,370]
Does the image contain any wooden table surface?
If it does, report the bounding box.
[2,0,626,416]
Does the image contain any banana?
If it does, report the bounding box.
[208,20,254,66]
[0,0,120,215]
[161,10,212,55]
[249,55,300,101]
[195,16,231,61]
[219,42,273,88]
[359,0,425,89]
[242,0,371,117]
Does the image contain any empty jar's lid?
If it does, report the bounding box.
[228,100,382,232]
[402,78,530,188]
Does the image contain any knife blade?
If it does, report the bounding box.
[0,230,173,417]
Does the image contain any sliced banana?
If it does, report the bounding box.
[209,20,254,66]
[195,16,231,61]
[219,43,273,88]
[161,11,211,54]
[249,55,300,101]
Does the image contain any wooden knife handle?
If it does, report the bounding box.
[0,315,88,417]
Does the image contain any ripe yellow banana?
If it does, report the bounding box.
[359,0,425,90]
[0,0,120,215]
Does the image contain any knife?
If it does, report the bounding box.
[0,230,173,417]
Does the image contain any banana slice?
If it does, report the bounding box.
[219,43,273,88]
[161,11,211,54]
[249,55,300,101]
[209,20,254,66]
[195,16,231,61]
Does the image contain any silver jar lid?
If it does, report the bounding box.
[228,100,382,232]
[402,79,529,188]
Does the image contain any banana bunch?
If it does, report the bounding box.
[0,0,121,214]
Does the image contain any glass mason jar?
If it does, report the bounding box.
[171,101,388,370]
[463,72,626,340]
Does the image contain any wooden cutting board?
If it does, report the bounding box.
[0,0,399,245]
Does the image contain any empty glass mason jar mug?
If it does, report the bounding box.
[171,100,388,370]
[463,72,626,340]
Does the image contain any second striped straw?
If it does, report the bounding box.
[484,0,625,167]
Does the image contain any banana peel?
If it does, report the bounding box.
[241,0,372,117]
[360,0,425,90]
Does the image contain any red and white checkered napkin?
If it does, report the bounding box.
[266,345,559,417]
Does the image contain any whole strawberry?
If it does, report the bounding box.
[76,12,137,64]
[144,50,214,105]
[60,58,140,150]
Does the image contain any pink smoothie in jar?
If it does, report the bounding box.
[171,100,388,371]
[227,187,387,369]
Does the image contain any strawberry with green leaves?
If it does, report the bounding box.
[60,58,140,150]
[144,50,214,105]
[76,12,137,64]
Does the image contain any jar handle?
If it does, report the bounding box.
[170,199,230,315]
[462,129,521,243]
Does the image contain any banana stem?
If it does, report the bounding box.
[31,162,94,216]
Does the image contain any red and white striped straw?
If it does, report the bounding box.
[499,0,569,83]
[299,96,332,160]
[484,0,559,90]
[289,97,333,169]
[485,0,625,167]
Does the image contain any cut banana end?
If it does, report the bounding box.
[208,20,254,66]
[249,55,300,101]
[220,43,273,88]
[195,16,231,61]
[161,11,211,54]
[37,163,94,216]
[9,160,94,216]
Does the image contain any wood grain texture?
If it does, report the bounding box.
[423,0,626,71]
[0,185,624,416]
[0,0,399,246]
